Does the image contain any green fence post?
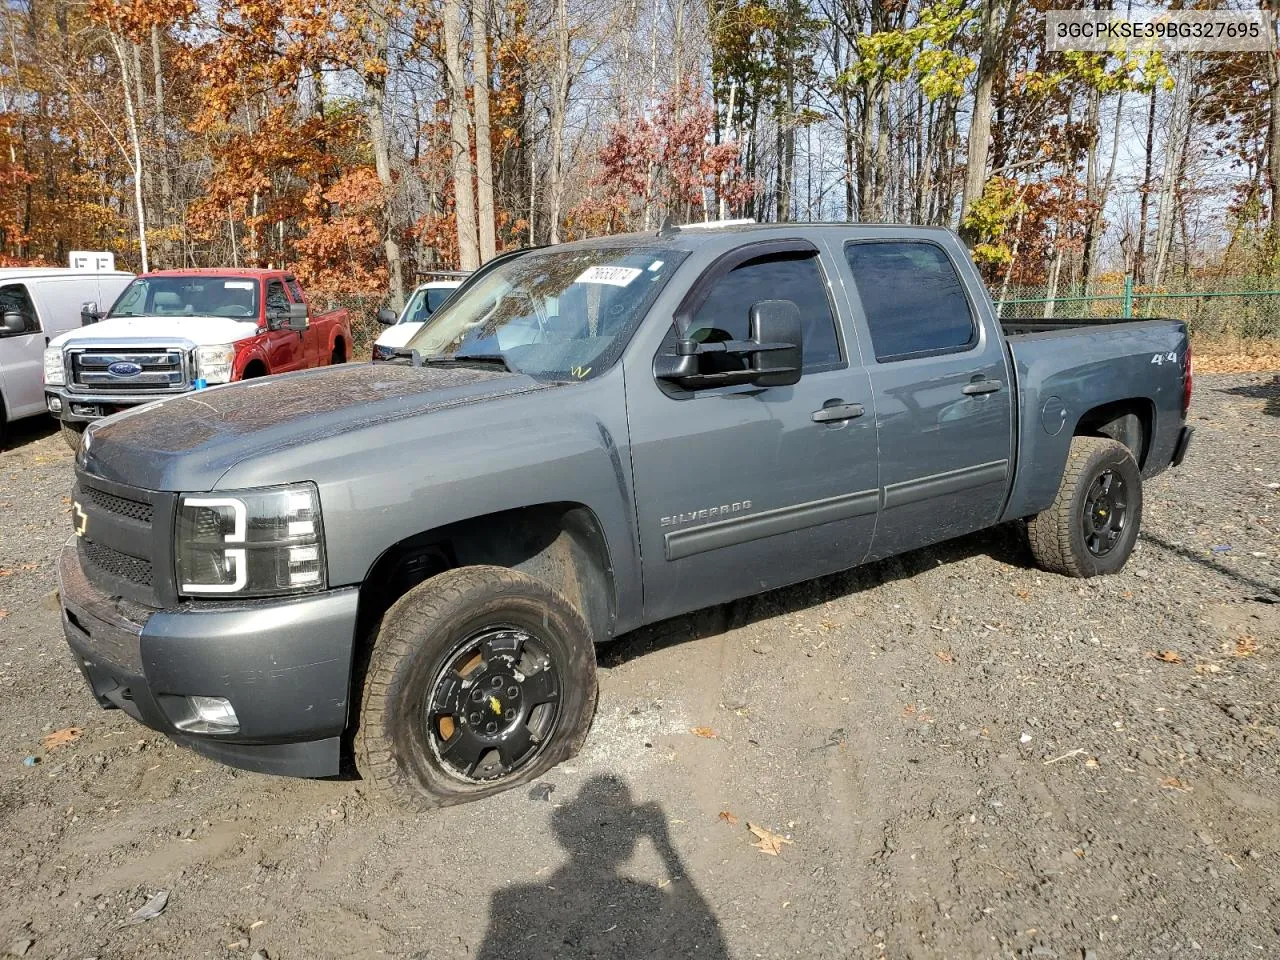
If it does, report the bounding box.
[1122,275,1133,318]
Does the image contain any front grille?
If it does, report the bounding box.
[82,541,153,588]
[82,485,153,525]
[69,348,188,393]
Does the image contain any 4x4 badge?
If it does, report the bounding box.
[72,502,87,537]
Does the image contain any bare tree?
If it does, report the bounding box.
[472,0,496,262]
[443,0,480,269]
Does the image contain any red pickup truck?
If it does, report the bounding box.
[44,269,353,448]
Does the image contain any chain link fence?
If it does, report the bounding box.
[994,277,1280,340]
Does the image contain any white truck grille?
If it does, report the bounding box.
[68,348,190,393]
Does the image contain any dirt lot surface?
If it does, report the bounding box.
[2,372,1279,960]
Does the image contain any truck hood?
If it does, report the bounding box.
[373,321,424,350]
[50,315,260,348]
[80,362,547,491]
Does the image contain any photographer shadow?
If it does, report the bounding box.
[475,775,730,960]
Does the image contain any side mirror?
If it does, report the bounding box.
[285,302,309,332]
[656,298,804,390]
[376,307,398,325]
[80,301,101,325]
[1,310,24,334]
[746,299,803,387]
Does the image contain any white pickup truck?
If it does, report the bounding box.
[0,256,134,447]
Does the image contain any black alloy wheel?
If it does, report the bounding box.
[426,625,562,782]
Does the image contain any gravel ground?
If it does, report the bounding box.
[1,372,1278,960]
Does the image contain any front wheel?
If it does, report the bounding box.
[1027,436,1143,577]
[355,565,597,810]
[60,420,86,452]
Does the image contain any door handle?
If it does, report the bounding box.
[962,379,1002,396]
[812,402,865,423]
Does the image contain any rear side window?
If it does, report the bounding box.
[687,253,842,371]
[844,241,975,362]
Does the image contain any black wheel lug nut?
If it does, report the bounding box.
[507,686,519,698]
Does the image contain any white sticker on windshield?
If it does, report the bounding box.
[224,280,254,290]
[575,266,642,287]
[648,260,664,272]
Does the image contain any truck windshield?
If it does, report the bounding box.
[109,276,260,319]
[405,245,686,380]
[401,286,458,324]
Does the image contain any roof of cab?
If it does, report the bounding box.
[549,221,959,253]
[138,268,293,279]
[0,267,135,280]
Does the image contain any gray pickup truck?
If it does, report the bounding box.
[57,224,1192,808]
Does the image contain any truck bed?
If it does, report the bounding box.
[999,316,1190,523]
[1000,315,1167,337]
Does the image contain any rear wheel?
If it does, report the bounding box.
[60,420,86,452]
[356,565,597,810]
[1027,436,1143,577]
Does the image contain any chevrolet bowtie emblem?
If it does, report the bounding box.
[73,501,87,537]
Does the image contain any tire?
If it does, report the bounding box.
[1027,436,1143,577]
[356,565,597,810]
[60,420,86,452]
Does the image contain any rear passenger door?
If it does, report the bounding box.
[832,237,1014,562]
[625,241,880,622]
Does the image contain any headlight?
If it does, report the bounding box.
[372,343,397,361]
[176,483,326,597]
[44,347,64,385]
[196,344,236,384]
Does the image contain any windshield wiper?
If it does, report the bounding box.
[393,350,512,372]
[426,352,512,371]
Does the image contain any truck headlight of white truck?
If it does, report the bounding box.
[43,347,65,385]
[195,344,236,384]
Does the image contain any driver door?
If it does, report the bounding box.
[624,242,880,622]
[0,282,45,418]
[262,278,303,373]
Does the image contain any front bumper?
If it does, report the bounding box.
[58,540,359,777]
[45,385,188,423]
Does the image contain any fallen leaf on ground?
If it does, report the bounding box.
[747,822,793,856]
[40,727,83,750]
[689,727,718,739]
[934,650,955,664]
[1152,649,1183,664]
[718,810,738,825]
[1234,636,1258,657]
[1014,589,1031,600]
[125,890,169,924]
[1159,776,1193,793]
[0,609,9,619]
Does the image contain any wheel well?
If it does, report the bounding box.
[332,337,346,362]
[1074,398,1153,468]
[242,360,267,379]
[355,502,616,648]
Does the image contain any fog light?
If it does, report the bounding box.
[47,396,62,413]
[176,695,240,734]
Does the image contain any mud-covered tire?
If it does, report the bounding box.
[60,420,86,452]
[1027,436,1143,578]
[355,565,597,810]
